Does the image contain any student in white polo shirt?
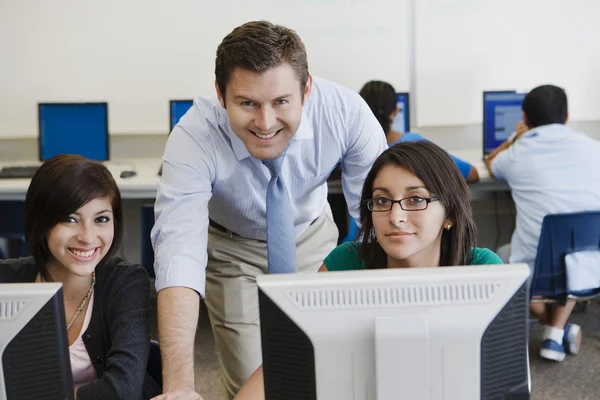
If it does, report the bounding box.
[485,84,600,362]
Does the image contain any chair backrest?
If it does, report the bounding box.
[0,201,27,258]
[141,204,156,278]
[531,211,600,301]
[147,339,163,390]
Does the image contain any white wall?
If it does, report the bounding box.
[0,0,411,138]
[415,0,600,126]
[1,0,599,138]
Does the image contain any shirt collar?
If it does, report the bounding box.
[523,123,571,140]
[218,104,313,161]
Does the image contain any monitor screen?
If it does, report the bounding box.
[169,100,194,131]
[391,92,410,133]
[38,103,109,162]
[483,92,526,155]
[0,282,73,399]
[257,264,531,400]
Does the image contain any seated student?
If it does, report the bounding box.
[359,80,479,183]
[485,84,600,362]
[234,140,501,399]
[0,155,161,399]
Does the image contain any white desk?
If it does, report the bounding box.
[0,150,508,201]
[0,158,161,201]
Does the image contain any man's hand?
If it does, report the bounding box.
[152,390,204,400]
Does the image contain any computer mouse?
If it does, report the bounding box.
[120,170,137,179]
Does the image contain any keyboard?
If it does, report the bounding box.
[0,165,40,179]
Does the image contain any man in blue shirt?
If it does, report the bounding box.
[151,21,387,399]
[486,85,600,362]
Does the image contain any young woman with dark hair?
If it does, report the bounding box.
[0,154,160,399]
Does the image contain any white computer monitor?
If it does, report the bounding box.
[0,283,74,399]
[257,264,531,400]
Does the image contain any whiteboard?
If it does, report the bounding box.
[415,0,600,127]
[0,0,410,138]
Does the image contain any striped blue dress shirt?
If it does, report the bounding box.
[151,76,387,296]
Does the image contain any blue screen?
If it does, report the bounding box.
[483,92,526,154]
[170,100,193,130]
[391,93,410,133]
[39,103,109,161]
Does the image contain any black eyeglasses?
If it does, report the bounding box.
[365,196,440,212]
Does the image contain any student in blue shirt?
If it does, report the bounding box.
[359,80,479,183]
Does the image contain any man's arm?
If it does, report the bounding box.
[484,139,512,178]
[485,121,528,178]
[151,114,216,399]
[466,166,480,184]
[157,287,201,394]
[234,366,265,400]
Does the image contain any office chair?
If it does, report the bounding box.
[342,214,360,243]
[141,204,156,279]
[0,201,27,259]
[147,340,163,390]
[530,211,600,305]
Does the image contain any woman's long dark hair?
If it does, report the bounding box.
[358,141,476,268]
[359,80,397,136]
[24,154,124,279]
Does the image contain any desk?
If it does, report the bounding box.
[0,150,508,201]
[0,158,161,201]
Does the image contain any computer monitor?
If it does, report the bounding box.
[257,264,530,400]
[483,91,526,155]
[0,282,74,399]
[38,102,109,162]
[390,92,410,133]
[169,100,194,131]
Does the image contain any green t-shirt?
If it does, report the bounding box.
[323,242,503,271]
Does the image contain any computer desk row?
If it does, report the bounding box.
[0,149,508,201]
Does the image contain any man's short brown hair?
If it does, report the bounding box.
[215,21,309,101]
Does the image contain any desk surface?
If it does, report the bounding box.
[0,150,506,201]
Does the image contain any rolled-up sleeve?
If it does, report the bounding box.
[341,97,387,223]
[151,124,215,297]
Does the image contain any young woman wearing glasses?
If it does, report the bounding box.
[322,140,500,272]
[233,140,501,400]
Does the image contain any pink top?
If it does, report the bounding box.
[70,290,97,391]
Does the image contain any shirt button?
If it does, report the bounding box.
[82,334,91,343]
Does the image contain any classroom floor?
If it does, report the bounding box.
[150,293,600,400]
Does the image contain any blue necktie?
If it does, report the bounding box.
[263,153,298,274]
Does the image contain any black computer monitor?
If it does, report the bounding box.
[0,283,74,399]
[38,102,110,161]
[482,91,526,155]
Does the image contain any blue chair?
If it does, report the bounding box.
[141,204,156,279]
[342,214,360,243]
[530,211,600,305]
[0,201,27,259]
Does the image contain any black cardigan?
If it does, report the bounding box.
[0,256,161,399]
